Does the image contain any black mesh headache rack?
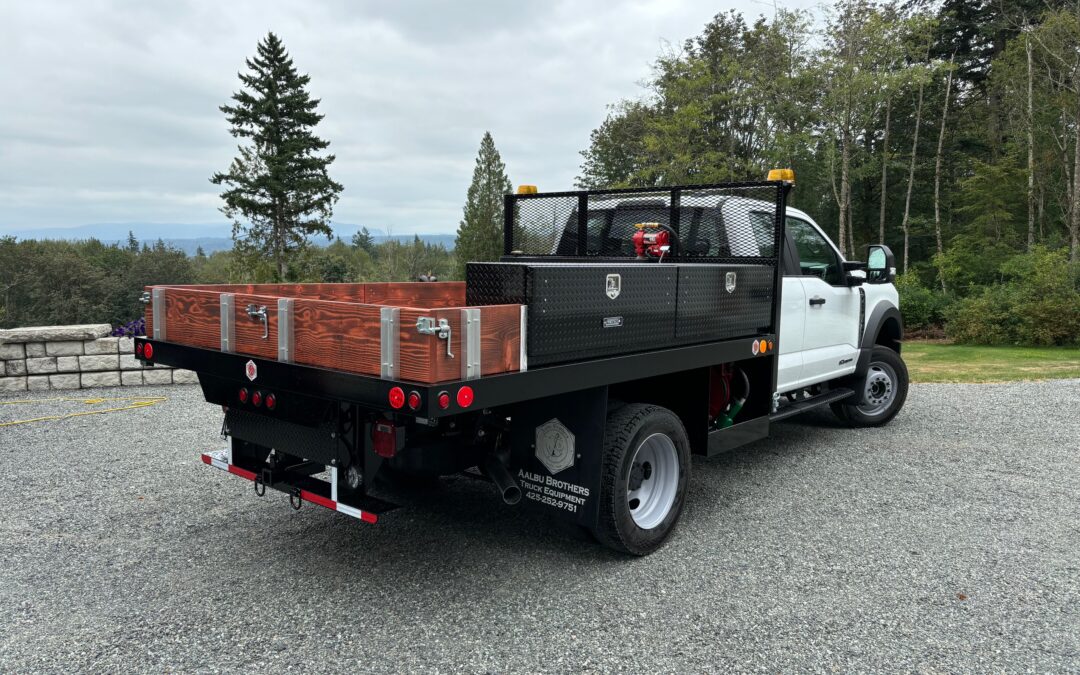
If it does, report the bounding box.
[467,181,789,368]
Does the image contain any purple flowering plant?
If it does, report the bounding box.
[112,317,146,337]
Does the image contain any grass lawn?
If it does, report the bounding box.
[902,341,1080,383]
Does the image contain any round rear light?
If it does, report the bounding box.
[251,390,263,407]
[143,343,154,360]
[238,388,249,403]
[456,386,474,408]
[135,343,144,357]
[388,386,405,409]
[407,391,421,410]
[437,391,450,409]
[265,393,276,410]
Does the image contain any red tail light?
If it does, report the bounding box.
[437,391,450,409]
[136,343,144,357]
[143,343,154,360]
[388,386,405,409]
[265,393,276,410]
[251,390,263,407]
[456,386,474,408]
[238,388,249,403]
[407,391,421,410]
[372,420,397,458]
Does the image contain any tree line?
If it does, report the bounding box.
[576,0,1080,344]
[4,10,1078,344]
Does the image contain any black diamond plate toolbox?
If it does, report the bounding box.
[468,261,776,368]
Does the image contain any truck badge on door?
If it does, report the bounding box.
[606,274,621,300]
[725,271,737,293]
[245,359,257,381]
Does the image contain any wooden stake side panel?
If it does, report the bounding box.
[231,293,280,360]
[363,282,465,307]
[160,288,221,351]
[144,284,520,384]
[153,282,465,307]
[292,299,382,377]
[478,304,522,376]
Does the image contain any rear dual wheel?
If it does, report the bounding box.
[592,403,690,556]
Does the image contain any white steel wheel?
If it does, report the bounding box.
[626,433,680,529]
[594,403,690,556]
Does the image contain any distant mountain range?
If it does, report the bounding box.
[5,222,456,254]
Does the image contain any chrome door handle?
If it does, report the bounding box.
[809,297,826,306]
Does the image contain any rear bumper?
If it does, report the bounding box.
[201,448,379,524]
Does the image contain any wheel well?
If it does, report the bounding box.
[876,316,902,354]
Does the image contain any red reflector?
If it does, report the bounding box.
[456,386,474,408]
[251,390,263,407]
[135,343,144,357]
[265,393,276,410]
[388,386,405,409]
[238,388,249,403]
[407,391,421,410]
[438,391,450,409]
[143,343,154,360]
[372,421,397,458]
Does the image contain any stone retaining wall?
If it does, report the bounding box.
[0,324,197,393]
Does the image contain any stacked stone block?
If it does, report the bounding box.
[0,324,198,392]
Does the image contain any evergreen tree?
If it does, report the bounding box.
[211,32,343,281]
[351,226,376,255]
[453,132,512,277]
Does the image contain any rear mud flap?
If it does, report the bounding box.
[507,386,607,529]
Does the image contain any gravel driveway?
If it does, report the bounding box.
[1,380,1077,672]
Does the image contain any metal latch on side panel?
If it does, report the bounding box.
[415,316,454,358]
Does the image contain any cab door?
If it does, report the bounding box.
[785,216,860,386]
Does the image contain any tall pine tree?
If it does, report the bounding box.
[211,32,343,281]
[454,132,512,277]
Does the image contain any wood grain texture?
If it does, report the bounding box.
[364,282,465,307]
[478,304,522,376]
[145,283,520,383]
[163,289,220,350]
[231,293,280,359]
[292,299,382,376]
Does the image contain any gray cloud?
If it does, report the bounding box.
[0,0,819,236]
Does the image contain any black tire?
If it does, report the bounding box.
[831,345,909,427]
[592,403,691,556]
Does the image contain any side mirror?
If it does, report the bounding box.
[842,261,866,287]
[865,245,896,284]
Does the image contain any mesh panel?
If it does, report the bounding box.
[506,183,783,264]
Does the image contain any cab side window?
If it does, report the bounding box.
[786,216,842,285]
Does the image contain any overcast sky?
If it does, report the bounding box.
[1,0,820,238]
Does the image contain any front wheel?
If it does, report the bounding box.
[832,345,909,427]
[592,403,690,556]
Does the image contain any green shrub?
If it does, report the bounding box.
[896,273,952,332]
[946,246,1080,346]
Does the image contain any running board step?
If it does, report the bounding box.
[770,387,855,422]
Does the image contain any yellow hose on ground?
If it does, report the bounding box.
[0,396,167,427]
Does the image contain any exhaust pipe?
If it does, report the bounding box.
[482,454,522,505]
